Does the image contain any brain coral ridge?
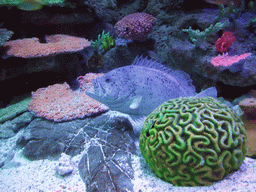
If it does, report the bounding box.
[139,97,247,186]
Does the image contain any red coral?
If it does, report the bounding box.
[28,82,109,122]
[114,13,156,41]
[215,31,236,53]
[3,34,91,58]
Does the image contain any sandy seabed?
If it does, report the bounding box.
[0,153,85,192]
[1,153,256,192]
[0,125,256,192]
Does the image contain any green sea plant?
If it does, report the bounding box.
[182,20,230,47]
[90,30,115,54]
[0,0,65,11]
[139,97,247,186]
[214,4,239,24]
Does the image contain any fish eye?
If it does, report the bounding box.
[105,78,110,83]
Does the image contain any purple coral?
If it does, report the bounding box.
[114,12,156,41]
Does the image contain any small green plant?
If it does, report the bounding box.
[182,20,230,47]
[91,30,115,54]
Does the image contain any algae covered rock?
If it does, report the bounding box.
[0,28,13,46]
[139,97,247,186]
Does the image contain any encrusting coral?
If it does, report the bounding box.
[3,34,91,58]
[28,73,109,122]
[140,97,247,186]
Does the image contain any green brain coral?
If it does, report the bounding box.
[139,97,247,186]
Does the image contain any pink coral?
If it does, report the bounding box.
[114,12,156,41]
[4,34,91,58]
[215,31,236,53]
[28,82,109,122]
[210,52,252,67]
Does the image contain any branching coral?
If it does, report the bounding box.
[182,20,230,47]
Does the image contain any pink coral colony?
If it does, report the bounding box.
[211,52,252,67]
[28,73,109,122]
[3,34,91,58]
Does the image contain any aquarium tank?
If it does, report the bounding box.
[0,0,256,191]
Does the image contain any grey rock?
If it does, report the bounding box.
[15,111,137,191]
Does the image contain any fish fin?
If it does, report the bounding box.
[85,91,106,103]
[195,87,218,98]
[130,95,143,109]
[128,114,147,135]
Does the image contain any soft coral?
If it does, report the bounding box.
[215,31,236,53]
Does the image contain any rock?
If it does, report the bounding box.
[16,111,137,192]
[151,10,256,87]
[55,153,75,176]
[78,111,136,192]
[16,118,89,160]
[0,112,35,139]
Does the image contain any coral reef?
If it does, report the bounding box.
[114,12,156,41]
[3,34,91,58]
[140,97,247,186]
[28,82,109,122]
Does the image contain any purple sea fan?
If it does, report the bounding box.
[114,12,156,41]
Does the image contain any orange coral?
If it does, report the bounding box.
[4,34,91,58]
[28,82,108,122]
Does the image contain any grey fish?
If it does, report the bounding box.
[85,56,217,117]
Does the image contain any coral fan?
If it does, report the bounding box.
[215,31,236,53]
[3,34,91,58]
[140,97,247,186]
[114,12,156,41]
[28,82,109,122]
